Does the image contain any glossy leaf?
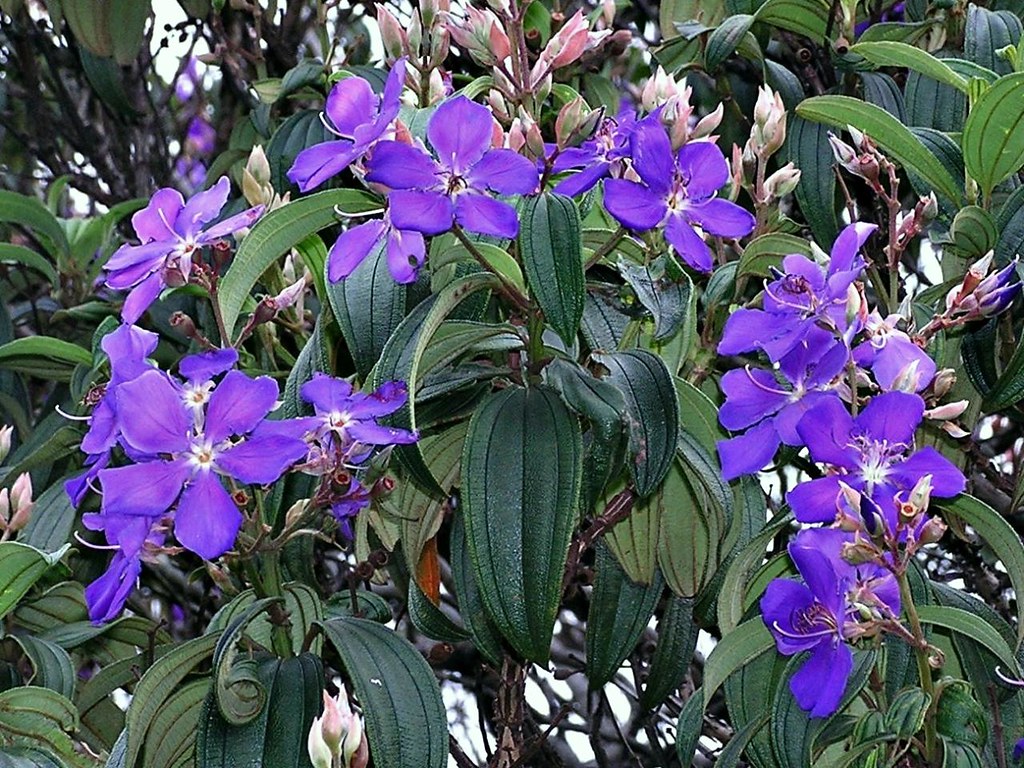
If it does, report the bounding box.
[702,618,775,709]
[0,543,69,621]
[916,605,1018,672]
[639,595,698,709]
[705,14,756,71]
[754,0,832,39]
[0,337,91,381]
[783,117,839,247]
[318,617,448,768]
[520,193,585,346]
[962,73,1024,200]
[851,41,969,93]
[461,386,582,662]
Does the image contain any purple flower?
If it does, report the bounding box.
[853,311,936,392]
[326,210,425,284]
[364,95,539,239]
[104,177,263,323]
[331,478,372,540]
[761,528,898,717]
[601,119,754,272]
[717,328,848,480]
[287,59,407,192]
[185,116,216,156]
[174,58,202,102]
[719,222,876,361]
[1015,737,1024,763]
[97,363,307,560]
[550,111,635,197]
[82,513,165,623]
[786,392,965,528]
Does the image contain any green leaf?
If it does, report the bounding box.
[520,193,585,346]
[754,0,832,40]
[0,191,70,261]
[585,542,663,687]
[618,260,694,341]
[885,688,931,739]
[705,14,756,71]
[0,544,68,621]
[327,241,408,381]
[318,617,448,768]
[736,233,814,277]
[938,494,1024,646]
[965,4,1023,76]
[461,386,582,662]
[948,205,999,258]
[917,604,1019,672]
[449,514,504,665]
[714,712,771,768]
[716,514,792,633]
[851,41,969,93]
[905,69,967,132]
[783,117,839,247]
[407,579,470,643]
[124,632,221,768]
[218,189,381,334]
[962,73,1024,200]
[0,687,80,764]
[0,337,91,381]
[0,245,57,284]
[0,635,75,699]
[369,272,499,496]
[702,619,775,709]
[639,595,698,709]
[593,349,679,497]
[19,480,77,554]
[795,95,963,205]
[142,679,208,768]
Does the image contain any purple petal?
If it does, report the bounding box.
[428,96,494,173]
[99,460,190,517]
[467,149,539,195]
[116,370,191,454]
[774,391,838,445]
[366,141,440,190]
[81,400,118,455]
[828,221,877,277]
[175,472,242,560]
[552,161,611,197]
[287,140,363,192]
[177,176,229,238]
[665,214,713,272]
[131,188,185,242]
[454,193,519,238]
[797,398,857,467]
[120,273,165,325]
[325,76,377,137]
[379,59,407,123]
[86,551,142,623]
[65,452,110,507]
[179,348,238,383]
[602,179,666,231]
[719,367,789,431]
[718,308,770,355]
[388,190,454,235]
[891,447,966,497]
[629,120,674,196]
[717,420,781,481]
[761,578,820,654]
[215,434,308,485]
[103,324,159,383]
[790,641,853,717]
[385,227,426,284]
[328,220,387,282]
[801,337,850,389]
[855,391,924,445]
[347,422,419,445]
[346,381,409,418]
[787,476,844,524]
[204,370,278,443]
[198,205,264,242]
[105,241,174,285]
[685,198,755,238]
[677,141,729,199]
[870,337,936,393]
[301,373,355,413]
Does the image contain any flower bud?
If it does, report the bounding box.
[841,540,878,565]
[408,11,423,56]
[427,68,449,105]
[430,26,450,68]
[828,132,858,170]
[307,720,332,768]
[692,102,724,140]
[555,96,586,147]
[307,688,368,768]
[763,162,801,198]
[751,86,786,156]
[641,66,679,113]
[449,6,509,67]
[890,358,923,393]
[377,6,409,60]
[930,368,956,399]
[7,473,32,532]
[0,489,9,529]
[0,425,12,464]
[918,516,947,546]
[419,0,445,30]
[923,399,969,420]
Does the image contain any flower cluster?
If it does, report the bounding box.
[715,221,1002,717]
[69,324,416,622]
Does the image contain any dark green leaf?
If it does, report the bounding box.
[19,480,76,554]
[851,41,969,92]
[461,386,582,662]
[705,14,756,71]
[318,617,448,768]
[618,260,694,341]
[783,117,839,247]
[965,4,1023,76]
[0,635,74,699]
[639,595,697,709]
[449,514,504,665]
[754,0,832,39]
[0,191,70,262]
[0,544,68,621]
[962,73,1024,200]
[0,338,91,382]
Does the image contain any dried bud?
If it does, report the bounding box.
[0,425,12,464]
[763,162,801,198]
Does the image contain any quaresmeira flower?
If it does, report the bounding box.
[364,95,539,239]
[602,118,755,272]
[104,177,263,323]
[287,59,408,191]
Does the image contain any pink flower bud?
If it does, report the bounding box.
[763,162,801,198]
[918,516,947,546]
[0,425,11,464]
[923,400,969,421]
[376,6,409,61]
[691,102,724,139]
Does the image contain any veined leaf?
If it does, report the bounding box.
[962,73,1024,201]
[851,41,969,93]
[0,543,69,621]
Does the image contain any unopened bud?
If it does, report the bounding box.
[427,68,448,105]
[751,86,786,156]
[764,162,801,198]
[430,26,450,67]
[841,540,878,565]
[0,425,11,464]
[908,474,933,513]
[921,192,939,223]
[308,688,368,768]
[377,6,409,60]
[420,0,444,29]
[692,102,724,140]
[555,97,586,147]
[9,473,33,530]
[918,516,947,546]
[641,66,679,113]
[0,489,9,528]
[284,499,309,530]
[923,399,969,420]
[930,368,956,398]
[408,11,423,55]
[890,359,923,393]
[828,132,858,169]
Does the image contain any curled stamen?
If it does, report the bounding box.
[742,365,790,397]
[318,111,354,140]
[55,404,92,422]
[771,620,838,641]
[995,666,1024,687]
[762,279,815,314]
[74,531,121,551]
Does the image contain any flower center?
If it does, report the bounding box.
[790,602,837,635]
[189,440,218,470]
